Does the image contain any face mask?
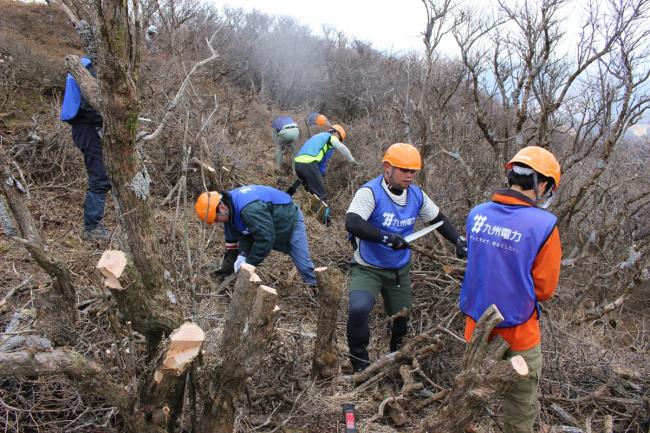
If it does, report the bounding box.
[537,190,555,209]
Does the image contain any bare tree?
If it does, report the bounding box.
[0,1,282,432]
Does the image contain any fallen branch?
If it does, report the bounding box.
[582,295,627,322]
[0,348,158,432]
[0,277,32,314]
[351,331,444,384]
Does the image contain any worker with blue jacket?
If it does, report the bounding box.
[195,185,317,285]
[60,56,111,240]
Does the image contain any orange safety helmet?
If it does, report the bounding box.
[382,143,422,170]
[195,191,222,224]
[506,146,561,189]
[315,114,328,127]
[329,124,346,141]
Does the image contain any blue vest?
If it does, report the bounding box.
[272,116,296,132]
[358,176,423,269]
[229,185,292,234]
[295,132,335,175]
[60,57,93,122]
[459,201,557,327]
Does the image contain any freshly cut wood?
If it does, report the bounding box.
[198,266,280,433]
[311,266,343,380]
[96,250,127,289]
[158,322,205,377]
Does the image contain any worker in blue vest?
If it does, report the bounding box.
[60,56,111,241]
[271,116,300,173]
[345,143,467,373]
[195,185,317,285]
[291,124,358,203]
[460,146,562,433]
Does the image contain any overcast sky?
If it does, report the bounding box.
[221,0,437,54]
[219,0,649,136]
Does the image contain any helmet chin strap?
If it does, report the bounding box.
[532,170,555,208]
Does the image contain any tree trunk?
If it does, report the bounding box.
[64,3,182,345]
[200,265,279,433]
[311,266,343,380]
[418,305,529,433]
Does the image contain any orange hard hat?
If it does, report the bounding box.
[382,143,422,170]
[195,191,222,224]
[315,114,328,127]
[329,124,346,141]
[506,146,561,189]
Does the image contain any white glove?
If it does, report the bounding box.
[233,255,247,272]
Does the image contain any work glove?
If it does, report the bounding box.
[381,233,408,250]
[233,255,247,273]
[455,236,468,259]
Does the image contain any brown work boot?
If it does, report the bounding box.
[82,225,111,241]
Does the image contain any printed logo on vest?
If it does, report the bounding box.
[382,212,416,228]
[471,214,522,242]
[471,214,487,233]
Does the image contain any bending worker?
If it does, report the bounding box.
[291,124,357,203]
[459,146,562,433]
[271,115,300,173]
[345,143,467,373]
[195,185,317,285]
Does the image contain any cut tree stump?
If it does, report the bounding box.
[199,264,280,433]
[418,305,529,433]
[141,322,205,432]
[311,266,343,380]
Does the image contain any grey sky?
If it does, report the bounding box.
[221,0,433,54]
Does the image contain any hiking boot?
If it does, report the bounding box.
[351,358,370,373]
[349,348,370,373]
[82,225,111,241]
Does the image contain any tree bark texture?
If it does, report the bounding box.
[311,266,343,380]
[418,305,528,433]
[200,265,279,433]
[139,339,187,432]
[0,349,165,433]
[137,322,205,431]
[0,156,77,344]
[65,6,181,343]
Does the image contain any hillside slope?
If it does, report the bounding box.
[0,2,648,433]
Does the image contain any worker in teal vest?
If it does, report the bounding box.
[291,124,358,203]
